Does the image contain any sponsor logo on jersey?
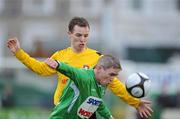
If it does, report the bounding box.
[78,108,93,118]
[77,96,102,118]
[86,97,101,106]
[83,65,90,69]
[61,79,68,84]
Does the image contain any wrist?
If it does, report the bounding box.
[55,60,60,69]
[14,48,21,54]
[14,48,23,57]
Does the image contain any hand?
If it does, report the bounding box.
[7,37,21,55]
[44,58,58,69]
[137,99,153,118]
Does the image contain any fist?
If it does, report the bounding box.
[45,58,58,69]
[7,38,20,54]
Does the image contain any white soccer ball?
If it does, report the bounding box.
[125,72,151,98]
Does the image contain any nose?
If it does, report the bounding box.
[80,36,86,42]
[109,78,113,82]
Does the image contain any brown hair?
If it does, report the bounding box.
[68,17,90,33]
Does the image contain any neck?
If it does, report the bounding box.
[71,46,86,53]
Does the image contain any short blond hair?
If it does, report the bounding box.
[96,55,122,70]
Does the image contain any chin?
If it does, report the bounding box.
[101,83,108,86]
[78,46,84,49]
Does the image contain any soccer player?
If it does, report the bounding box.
[7,17,152,118]
[45,55,121,119]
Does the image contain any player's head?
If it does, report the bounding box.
[68,17,90,53]
[95,55,122,85]
[68,17,90,32]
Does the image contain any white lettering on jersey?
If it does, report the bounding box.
[77,96,102,118]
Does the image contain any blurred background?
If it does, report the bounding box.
[0,0,180,119]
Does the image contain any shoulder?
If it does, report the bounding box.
[51,47,70,58]
[86,48,102,57]
[77,68,93,79]
[57,47,71,54]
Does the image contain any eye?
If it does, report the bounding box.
[109,73,118,77]
[75,33,82,37]
[84,34,88,38]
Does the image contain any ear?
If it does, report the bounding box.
[67,31,72,40]
[67,31,71,35]
[96,65,103,71]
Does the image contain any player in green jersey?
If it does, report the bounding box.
[45,55,121,119]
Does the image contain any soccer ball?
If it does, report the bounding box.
[125,72,151,98]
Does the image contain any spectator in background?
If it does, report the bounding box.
[31,37,48,57]
[1,84,14,108]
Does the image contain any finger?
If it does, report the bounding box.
[144,104,153,112]
[11,39,16,44]
[9,39,15,44]
[7,42,13,48]
[7,44,13,50]
[49,60,55,65]
[142,111,148,118]
[142,108,152,118]
[49,61,53,65]
[13,37,18,44]
[44,58,50,64]
[7,41,11,46]
[139,112,144,118]
[144,109,152,118]
[12,39,18,45]
[7,39,12,45]
[141,100,151,104]
[52,64,57,68]
[7,44,11,48]
[146,106,153,113]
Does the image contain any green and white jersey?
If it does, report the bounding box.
[49,62,111,119]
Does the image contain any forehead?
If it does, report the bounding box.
[105,67,120,73]
[72,25,90,34]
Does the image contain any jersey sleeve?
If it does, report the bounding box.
[15,48,56,76]
[107,77,141,108]
[96,101,111,119]
[56,62,83,85]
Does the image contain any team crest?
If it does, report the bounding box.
[83,65,89,69]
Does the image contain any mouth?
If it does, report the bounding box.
[79,44,85,47]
